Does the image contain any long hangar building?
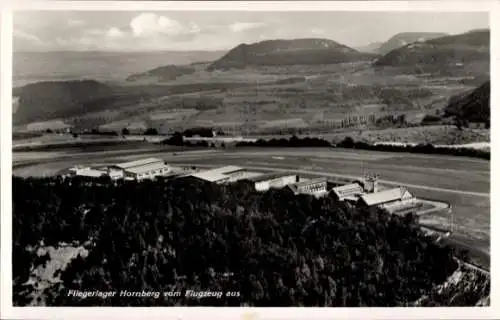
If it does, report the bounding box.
[109,158,170,180]
[189,165,262,184]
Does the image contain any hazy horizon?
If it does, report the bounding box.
[14,11,490,52]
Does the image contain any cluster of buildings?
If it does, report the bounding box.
[186,166,417,213]
[61,158,419,213]
[61,157,171,181]
[329,175,418,213]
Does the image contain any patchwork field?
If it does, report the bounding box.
[14,59,488,144]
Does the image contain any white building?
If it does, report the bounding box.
[189,166,248,184]
[331,183,365,202]
[288,178,328,196]
[111,158,170,181]
[358,187,417,212]
[68,166,108,179]
[250,172,299,192]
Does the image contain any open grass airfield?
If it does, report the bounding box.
[13,145,490,267]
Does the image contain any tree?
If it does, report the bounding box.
[144,128,158,136]
[162,132,184,146]
[339,137,355,148]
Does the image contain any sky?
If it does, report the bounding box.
[13,11,490,52]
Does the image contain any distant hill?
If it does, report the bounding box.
[377,32,448,55]
[13,80,131,125]
[444,81,490,126]
[207,38,378,70]
[373,30,490,70]
[126,65,196,82]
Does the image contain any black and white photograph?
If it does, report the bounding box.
[1,1,497,318]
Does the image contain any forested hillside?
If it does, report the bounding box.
[373,30,489,71]
[377,32,448,55]
[207,38,377,70]
[13,176,481,307]
[13,80,139,125]
[444,81,490,127]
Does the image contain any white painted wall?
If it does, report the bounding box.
[128,166,170,181]
[296,181,327,194]
[255,175,298,192]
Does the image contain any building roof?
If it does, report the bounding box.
[332,183,364,199]
[190,171,230,183]
[208,165,245,175]
[344,195,360,202]
[249,172,297,183]
[360,187,413,206]
[114,158,164,170]
[125,162,168,175]
[188,166,243,183]
[75,168,106,178]
[225,171,263,182]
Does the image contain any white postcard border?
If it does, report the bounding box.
[1,1,498,319]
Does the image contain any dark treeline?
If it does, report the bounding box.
[183,127,215,138]
[86,129,119,136]
[236,136,331,148]
[336,137,490,160]
[160,132,215,148]
[420,114,444,126]
[144,128,159,136]
[13,176,466,306]
[12,140,141,152]
[235,136,489,160]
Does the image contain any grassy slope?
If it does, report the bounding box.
[207,38,377,70]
